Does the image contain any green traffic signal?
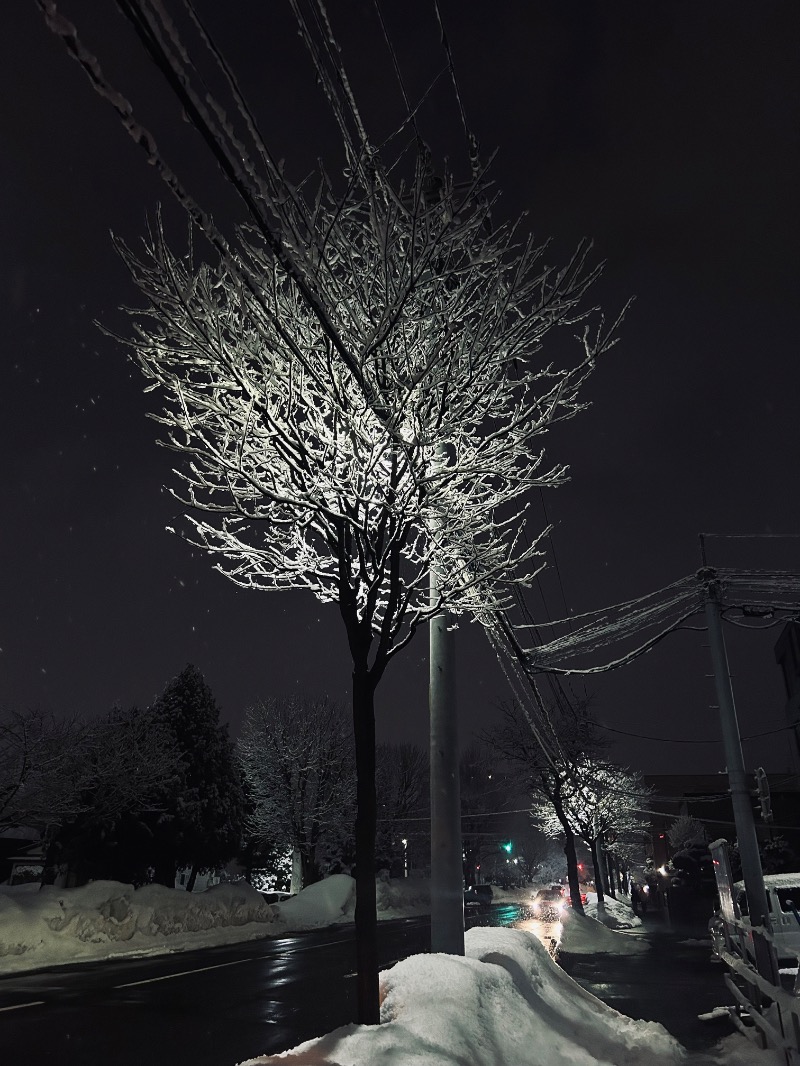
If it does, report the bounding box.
[501,841,513,854]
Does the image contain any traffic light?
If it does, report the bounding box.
[501,841,513,854]
[755,767,773,823]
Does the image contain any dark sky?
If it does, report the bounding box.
[2,2,799,776]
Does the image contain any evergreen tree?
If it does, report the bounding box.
[150,665,245,890]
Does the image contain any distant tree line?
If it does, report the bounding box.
[0,668,433,892]
[3,668,682,902]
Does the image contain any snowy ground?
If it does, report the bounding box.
[0,878,783,1065]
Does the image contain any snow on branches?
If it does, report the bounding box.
[116,150,618,666]
[532,755,650,856]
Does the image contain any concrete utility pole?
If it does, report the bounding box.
[699,562,775,980]
[429,593,465,954]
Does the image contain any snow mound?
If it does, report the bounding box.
[272,874,355,929]
[559,911,650,956]
[0,879,274,974]
[239,927,683,1066]
[584,893,642,930]
[375,876,430,916]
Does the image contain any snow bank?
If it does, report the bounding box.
[271,874,355,928]
[559,910,650,956]
[584,893,642,930]
[375,875,430,917]
[239,926,685,1066]
[0,879,274,974]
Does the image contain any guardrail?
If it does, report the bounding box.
[714,914,800,1064]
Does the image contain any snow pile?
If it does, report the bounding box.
[240,926,685,1066]
[271,873,355,928]
[584,892,642,930]
[0,879,274,973]
[488,883,535,905]
[375,875,430,916]
[559,910,649,956]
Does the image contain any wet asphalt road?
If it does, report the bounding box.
[0,904,524,1066]
[0,903,735,1063]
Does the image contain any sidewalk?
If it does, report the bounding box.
[558,910,732,1055]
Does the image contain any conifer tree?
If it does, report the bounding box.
[150,664,246,889]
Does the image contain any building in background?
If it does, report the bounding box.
[775,620,800,776]
[644,773,800,868]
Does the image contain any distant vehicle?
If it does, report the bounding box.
[464,884,494,906]
[547,882,588,906]
[259,890,293,904]
[531,887,566,921]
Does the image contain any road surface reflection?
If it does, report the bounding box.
[514,915,563,958]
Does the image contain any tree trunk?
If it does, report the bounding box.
[589,837,605,905]
[605,851,616,899]
[40,831,62,886]
[352,665,379,1025]
[186,862,200,892]
[552,787,584,916]
[153,852,176,888]
[291,847,303,893]
[300,848,320,888]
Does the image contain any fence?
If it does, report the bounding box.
[713,913,800,1064]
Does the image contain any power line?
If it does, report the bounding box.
[600,725,719,744]
[597,722,794,745]
[702,533,800,540]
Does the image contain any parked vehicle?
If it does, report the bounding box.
[736,874,800,962]
[464,884,494,906]
[711,874,800,965]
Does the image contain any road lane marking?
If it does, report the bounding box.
[114,937,356,988]
[0,1000,45,1013]
[115,954,276,987]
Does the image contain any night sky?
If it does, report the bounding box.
[2,2,799,776]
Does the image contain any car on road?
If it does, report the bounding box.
[464,884,494,906]
[568,888,589,907]
[531,887,566,920]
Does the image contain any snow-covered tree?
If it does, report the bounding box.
[486,698,602,913]
[41,704,182,886]
[149,665,246,890]
[115,164,616,1015]
[667,814,707,853]
[39,2,623,1020]
[0,708,87,835]
[1,705,182,885]
[238,696,355,890]
[532,756,650,906]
